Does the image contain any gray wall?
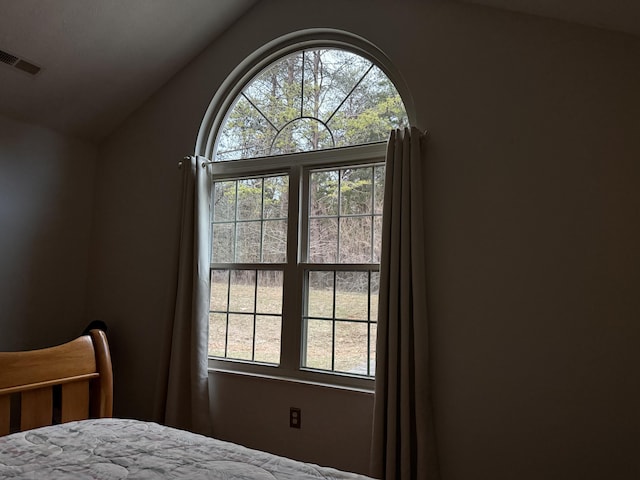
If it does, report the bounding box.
[87,1,640,478]
[0,114,97,350]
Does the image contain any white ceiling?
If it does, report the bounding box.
[0,0,638,144]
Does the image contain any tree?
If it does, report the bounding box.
[215,48,408,161]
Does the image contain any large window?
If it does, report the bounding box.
[206,45,407,387]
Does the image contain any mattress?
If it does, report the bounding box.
[0,418,372,479]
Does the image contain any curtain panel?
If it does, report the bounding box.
[371,128,439,480]
[164,155,213,436]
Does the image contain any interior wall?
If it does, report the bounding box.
[209,372,374,474]
[0,114,97,351]
[87,1,640,478]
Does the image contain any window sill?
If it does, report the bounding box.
[208,362,375,395]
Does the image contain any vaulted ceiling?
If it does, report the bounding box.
[461,0,640,36]
[0,0,637,144]
[0,0,257,143]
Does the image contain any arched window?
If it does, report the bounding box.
[203,33,410,388]
[215,48,408,161]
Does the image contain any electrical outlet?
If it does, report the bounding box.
[289,407,301,428]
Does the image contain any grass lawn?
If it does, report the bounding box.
[208,281,378,376]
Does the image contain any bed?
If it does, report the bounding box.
[0,330,372,479]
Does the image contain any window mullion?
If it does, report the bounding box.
[224,271,231,358]
[233,182,239,262]
[252,270,258,362]
[332,270,337,372]
[370,166,375,263]
[260,178,265,262]
[367,271,372,377]
[279,166,302,374]
[337,170,342,263]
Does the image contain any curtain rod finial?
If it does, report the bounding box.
[178,155,194,169]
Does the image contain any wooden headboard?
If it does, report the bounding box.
[0,329,113,436]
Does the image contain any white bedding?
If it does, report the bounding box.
[0,418,372,479]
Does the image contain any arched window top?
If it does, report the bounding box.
[214,48,409,162]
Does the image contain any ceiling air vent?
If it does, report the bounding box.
[0,48,41,76]
[0,49,19,66]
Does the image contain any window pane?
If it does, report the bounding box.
[369,322,377,376]
[272,118,334,155]
[262,220,287,263]
[229,270,255,313]
[263,176,289,219]
[210,269,229,311]
[236,221,261,263]
[374,166,385,215]
[339,216,372,263]
[340,167,373,215]
[209,313,227,358]
[243,53,302,131]
[309,166,383,265]
[237,178,262,220]
[302,50,372,123]
[304,271,380,376]
[209,268,283,366]
[304,270,377,377]
[211,223,234,263]
[373,216,383,263]
[310,170,338,216]
[213,181,236,221]
[304,318,333,370]
[370,271,380,321]
[254,315,281,364]
[212,175,289,265]
[308,218,338,263]
[334,321,368,374]
[215,96,277,161]
[307,271,334,318]
[328,65,409,148]
[256,270,283,315]
[335,271,369,321]
[226,314,254,361]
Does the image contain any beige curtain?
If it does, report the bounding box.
[371,128,439,480]
[164,155,213,436]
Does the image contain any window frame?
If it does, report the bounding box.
[207,141,386,390]
[199,30,414,390]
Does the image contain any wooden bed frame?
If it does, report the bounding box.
[0,329,113,436]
